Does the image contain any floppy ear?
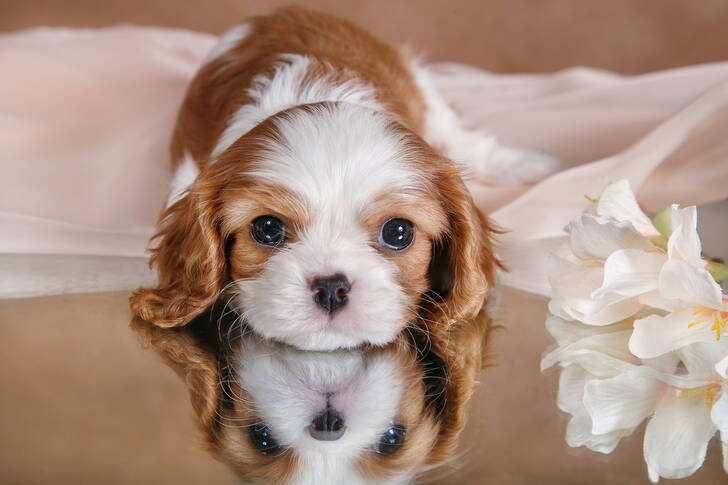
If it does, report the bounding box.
[415,310,494,466]
[130,316,221,432]
[130,182,227,328]
[426,164,501,327]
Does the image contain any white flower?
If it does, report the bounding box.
[629,265,728,358]
[548,179,665,326]
[547,214,658,325]
[551,179,728,355]
[593,179,662,239]
[544,179,728,481]
[623,202,727,358]
[543,319,728,482]
[642,342,728,482]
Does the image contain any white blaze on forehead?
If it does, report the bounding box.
[246,102,426,212]
[212,54,384,158]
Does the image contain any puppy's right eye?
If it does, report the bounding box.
[248,423,282,456]
[379,218,414,251]
[373,423,407,455]
[251,215,286,246]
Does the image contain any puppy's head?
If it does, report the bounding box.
[131,102,497,350]
[131,306,492,484]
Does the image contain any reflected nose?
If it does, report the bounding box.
[311,274,350,314]
[308,408,346,441]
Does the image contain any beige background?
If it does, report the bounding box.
[1,1,727,483]
[1,0,728,74]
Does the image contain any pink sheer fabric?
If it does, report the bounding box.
[1,26,727,297]
[0,27,215,257]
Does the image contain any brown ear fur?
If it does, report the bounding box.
[426,163,501,328]
[130,180,227,328]
[417,310,494,467]
[130,316,221,431]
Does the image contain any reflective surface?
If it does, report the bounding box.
[2,289,727,483]
[130,300,492,484]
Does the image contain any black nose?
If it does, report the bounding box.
[311,274,350,313]
[308,408,346,441]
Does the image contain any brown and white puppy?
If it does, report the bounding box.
[131,304,492,484]
[130,7,551,350]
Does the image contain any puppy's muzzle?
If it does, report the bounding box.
[311,274,350,314]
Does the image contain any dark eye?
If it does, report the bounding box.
[373,424,406,455]
[248,423,281,456]
[251,215,286,246]
[379,218,414,250]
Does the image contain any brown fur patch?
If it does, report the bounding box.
[170,6,426,170]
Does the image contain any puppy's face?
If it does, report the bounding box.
[131,102,496,350]
[132,310,493,485]
[224,105,448,350]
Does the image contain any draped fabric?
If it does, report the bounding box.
[1,26,727,298]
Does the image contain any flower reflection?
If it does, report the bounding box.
[131,306,491,484]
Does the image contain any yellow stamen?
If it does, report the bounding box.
[687,308,728,341]
[681,384,722,407]
[584,194,598,203]
[712,313,727,341]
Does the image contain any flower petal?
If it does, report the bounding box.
[545,331,638,377]
[569,215,656,261]
[716,355,728,379]
[667,205,703,268]
[630,309,717,359]
[583,369,665,435]
[597,179,660,237]
[555,297,644,326]
[639,289,686,313]
[659,258,723,309]
[648,466,660,483]
[549,258,644,325]
[678,341,728,379]
[566,406,634,454]
[592,249,665,299]
[557,365,588,414]
[544,314,634,347]
[642,352,682,375]
[643,391,717,480]
[712,386,728,438]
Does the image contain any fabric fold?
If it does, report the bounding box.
[1,26,727,298]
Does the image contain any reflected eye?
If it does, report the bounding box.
[248,423,281,456]
[379,218,414,250]
[373,424,406,455]
[251,215,286,246]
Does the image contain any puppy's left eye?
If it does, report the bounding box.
[373,423,406,455]
[379,218,414,251]
[248,423,282,456]
[251,215,287,246]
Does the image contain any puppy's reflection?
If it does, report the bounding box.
[132,310,491,484]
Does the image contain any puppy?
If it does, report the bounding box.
[131,305,492,484]
[130,7,550,349]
